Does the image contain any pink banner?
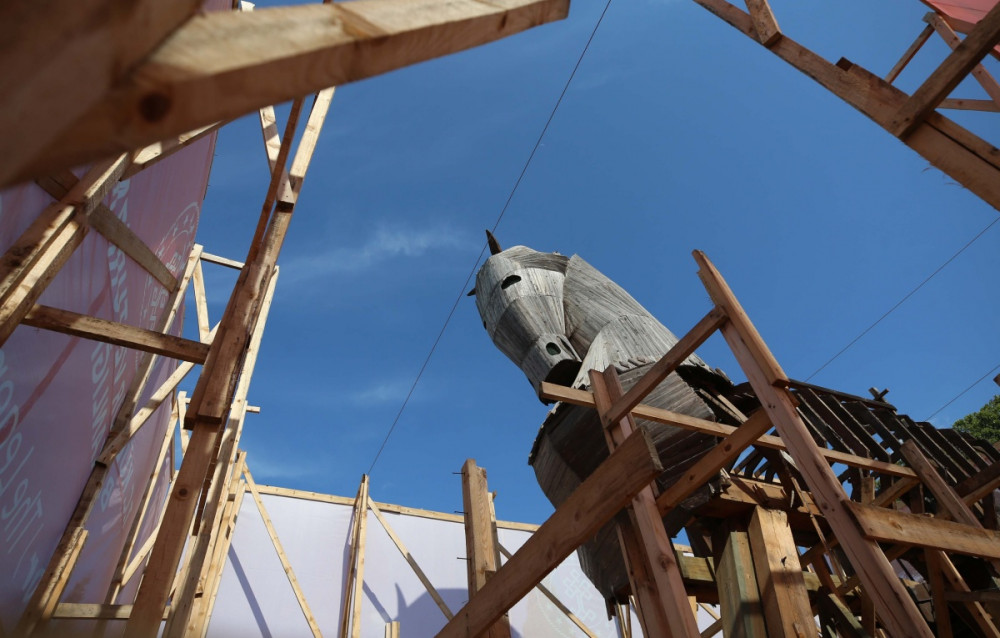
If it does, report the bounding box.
[0,134,216,629]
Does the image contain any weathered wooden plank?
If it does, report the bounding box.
[461,460,511,638]
[22,305,210,363]
[891,1,1000,136]
[435,427,663,638]
[35,169,178,291]
[540,382,919,479]
[744,0,781,46]
[925,549,954,638]
[690,0,1000,212]
[958,457,1000,505]
[0,0,203,187]
[716,527,767,638]
[593,367,700,638]
[926,12,1000,109]
[747,508,813,637]
[847,501,1000,558]
[21,0,570,182]
[885,24,935,83]
[0,155,126,347]
[693,250,934,638]
[604,307,727,426]
[656,409,771,513]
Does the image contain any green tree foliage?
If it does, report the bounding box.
[953,395,1000,444]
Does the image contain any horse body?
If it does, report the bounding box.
[473,240,733,601]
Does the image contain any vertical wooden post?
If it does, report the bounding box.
[339,475,369,638]
[747,508,813,637]
[461,460,512,638]
[590,367,700,638]
[693,250,933,638]
[715,524,766,638]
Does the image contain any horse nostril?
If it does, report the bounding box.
[546,342,561,356]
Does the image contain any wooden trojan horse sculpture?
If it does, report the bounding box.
[469,232,737,603]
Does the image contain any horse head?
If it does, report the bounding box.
[469,233,582,401]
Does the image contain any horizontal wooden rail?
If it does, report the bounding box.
[540,382,918,480]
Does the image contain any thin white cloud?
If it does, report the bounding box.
[281,223,470,285]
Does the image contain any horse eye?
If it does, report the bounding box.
[501,275,521,289]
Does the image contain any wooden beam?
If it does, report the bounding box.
[0,155,126,347]
[847,500,1000,559]
[692,250,933,638]
[957,457,1000,505]
[435,426,664,638]
[925,12,1000,110]
[461,460,512,638]
[657,409,772,513]
[12,527,88,636]
[940,97,1000,111]
[0,0,203,187]
[200,252,245,270]
[925,549,954,638]
[369,498,454,620]
[716,526,767,638]
[885,24,935,83]
[691,0,1000,213]
[604,307,727,426]
[744,0,781,47]
[20,0,570,183]
[165,268,278,638]
[244,466,323,637]
[35,170,178,291]
[891,1,1000,136]
[22,305,210,363]
[934,550,1000,637]
[51,603,169,621]
[540,382,918,479]
[341,475,370,638]
[593,367,700,638]
[496,544,598,638]
[747,508,814,637]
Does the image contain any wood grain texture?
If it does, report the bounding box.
[747,508,813,638]
[436,427,663,638]
[19,0,569,183]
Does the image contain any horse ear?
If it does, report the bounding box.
[485,230,502,255]
[467,287,476,296]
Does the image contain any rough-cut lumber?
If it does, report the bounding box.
[693,250,933,638]
[891,1,1000,136]
[847,500,1000,559]
[691,0,1000,212]
[657,409,771,512]
[35,169,178,291]
[0,0,202,187]
[957,457,1000,505]
[435,427,663,638]
[747,508,813,637]
[925,549,954,638]
[22,305,210,363]
[20,0,570,183]
[604,307,726,425]
[592,367,700,638]
[462,460,512,638]
[124,122,225,179]
[934,549,1000,637]
[744,0,781,47]
[925,12,1000,110]
[12,527,88,636]
[245,466,323,638]
[540,382,918,479]
[369,498,454,620]
[0,155,126,346]
[716,527,767,638]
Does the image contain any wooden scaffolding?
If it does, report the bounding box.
[2,0,1000,635]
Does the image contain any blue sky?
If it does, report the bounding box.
[188,0,1000,525]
